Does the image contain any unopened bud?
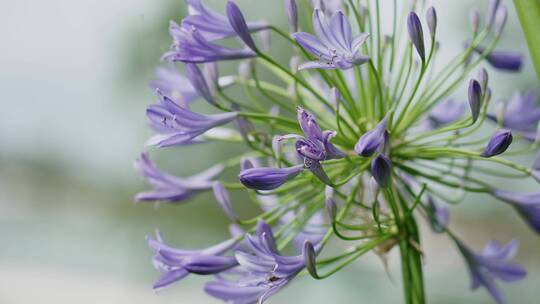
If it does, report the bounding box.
[426,6,437,39]
[407,12,426,62]
[468,79,482,122]
[494,5,508,36]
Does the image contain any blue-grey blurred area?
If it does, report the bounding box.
[0,0,538,303]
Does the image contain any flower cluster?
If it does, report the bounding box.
[136,0,539,303]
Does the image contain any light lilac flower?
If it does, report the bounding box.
[491,189,540,233]
[135,152,222,202]
[239,165,304,190]
[212,182,237,220]
[293,9,369,70]
[456,239,526,304]
[185,63,215,105]
[426,7,437,39]
[163,22,257,63]
[146,92,238,147]
[148,228,239,289]
[423,98,466,130]
[488,91,540,141]
[355,118,387,157]
[149,64,199,108]
[204,221,311,303]
[182,0,267,41]
[481,129,512,157]
[426,196,449,233]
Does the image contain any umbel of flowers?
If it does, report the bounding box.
[136,0,540,303]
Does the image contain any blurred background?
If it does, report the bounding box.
[0,0,538,303]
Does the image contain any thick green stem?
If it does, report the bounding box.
[514,0,540,81]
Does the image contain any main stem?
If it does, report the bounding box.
[514,0,540,81]
[398,216,425,304]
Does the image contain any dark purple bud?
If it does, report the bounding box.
[371,154,392,188]
[212,182,237,221]
[486,0,501,29]
[284,0,298,32]
[304,158,333,186]
[226,1,258,52]
[494,5,508,36]
[475,47,524,71]
[470,9,480,33]
[468,79,482,122]
[185,63,215,105]
[477,68,489,93]
[297,107,323,140]
[407,12,426,62]
[325,186,336,221]
[181,255,237,275]
[303,241,319,278]
[426,6,437,38]
[354,118,387,157]
[239,165,304,190]
[481,129,513,157]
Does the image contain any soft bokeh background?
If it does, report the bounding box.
[1,0,538,303]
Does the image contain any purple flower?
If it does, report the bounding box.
[423,98,466,129]
[488,91,540,141]
[371,153,392,188]
[239,165,304,190]
[293,9,369,70]
[185,63,215,105]
[474,47,524,72]
[297,106,323,140]
[456,239,526,304]
[468,79,482,122]
[226,1,258,52]
[212,182,237,220]
[309,0,342,16]
[284,0,298,32]
[146,92,238,147]
[322,130,347,159]
[426,196,449,233]
[163,22,257,63]
[149,64,199,108]
[135,153,222,202]
[481,129,512,158]
[148,228,238,289]
[355,118,387,157]
[491,189,540,233]
[407,12,426,61]
[204,221,310,303]
[182,0,267,41]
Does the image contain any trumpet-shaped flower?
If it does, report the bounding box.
[488,91,540,141]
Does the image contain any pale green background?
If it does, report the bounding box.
[0,0,538,303]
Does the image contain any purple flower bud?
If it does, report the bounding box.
[481,129,513,157]
[284,0,298,32]
[303,241,318,278]
[226,1,258,52]
[486,0,501,29]
[407,12,426,61]
[477,68,489,93]
[185,63,215,105]
[371,154,392,188]
[426,6,437,38]
[468,79,482,122]
[325,186,336,221]
[355,118,387,157]
[475,47,524,72]
[181,255,238,274]
[202,62,219,96]
[239,165,304,190]
[494,5,508,36]
[212,182,237,221]
[470,9,480,33]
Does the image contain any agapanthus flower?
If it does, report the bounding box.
[148,228,239,289]
[456,239,526,304]
[182,0,267,41]
[204,221,312,303]
[146,92,238,147]
[137,1,538,303]
[488,91,540,141]
[293,9,369,70]
[135,152,222,202]
[163,22,257,63]
[491,189,540,233]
